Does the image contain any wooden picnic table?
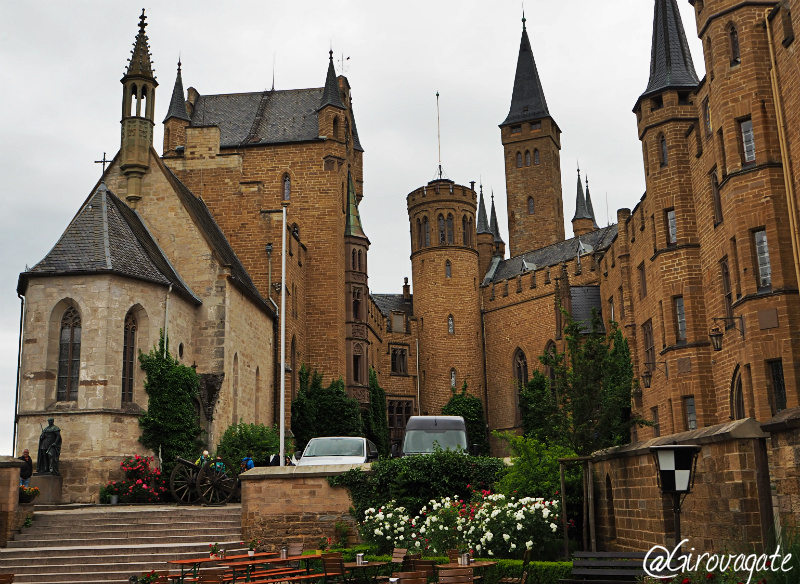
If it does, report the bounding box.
[219,555,313,583]
[435,561,496,580]
[343,561,389,584]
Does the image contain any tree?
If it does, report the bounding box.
[363,367,390,456]
[519,309,642,456]
[442,382,489,454]
[138,333,203,474]
[290,365,364,452]
[216,422,288,467]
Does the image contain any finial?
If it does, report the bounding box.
[586,174,589,189]
[329,49,334,62]
[577,160,581,177]
[177,56,182,72]
[139,8,147,31]
[522,5,526,31]
[491,189,495,203]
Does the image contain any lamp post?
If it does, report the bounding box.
[650,444,701,551]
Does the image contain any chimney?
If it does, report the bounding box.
[403,277,411,301]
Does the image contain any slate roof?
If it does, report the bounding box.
[585,179,600,230]
[638,0,699,106]
[164,62,190,123]
[18,183,198,304]
[489,195,504,244]
[476,187,490,234]
[345,171,368,240]
[318,52,346,111]
[486,224,618,284]
[573,171,592,221]
[372,294,414,317]
[501,21,550,126]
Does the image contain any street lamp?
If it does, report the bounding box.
[708,316,745,351]
[640,361,668,389]
[650,444,702,550]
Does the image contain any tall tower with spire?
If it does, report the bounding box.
[120,9,157,208]
[500,14,565,258]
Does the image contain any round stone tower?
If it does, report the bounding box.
[407,178,485,415]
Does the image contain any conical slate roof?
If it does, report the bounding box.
[477,186,491,234]
[19,183,197,302]
[501,18,550,126]
[345,171,368,240]
[318,51,346,111]
[125,9,156,81]
[572,170,592,221]
[585,177,599,229]
[490,193,504,244]
[164,61,190,123]
[638,0,699,105]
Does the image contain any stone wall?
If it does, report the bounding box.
[762,406,800,531]
[240,465,366,550]
[592,419,773,554]
[0,457,27,547]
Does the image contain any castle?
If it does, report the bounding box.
[13,0,800,548]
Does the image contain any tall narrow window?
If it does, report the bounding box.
[417,219,423,250]
[353,288,362,321]
[684,396,698,430]
[353,353,362,384]
[739,118,755,165]
[711,171,723,225]
[642,319,655,371]
[608,297,615,323]
[525,150,531,167]
[703,98,712,137]
[651,407,661,437]
[446,214,454,244]
[729,24,741,65]
[516,152,523,168]
[450,368,457,388]
[283,175,291,200]
[666,209,677,246]
[121,311,137,403]
[527,197,535,215]
[754,229,772,291]
[770,360,787,412]
[514,349,528,387]
[391,348,408,375]
[423,217,430,247]
[358,250,363,271]
[462,216,468,245]
[447,315,455,335]
[352,249,357,270]
[57,307,81,401]
[732,369,744,420]
[659,134,668,167]
[721,259,733,323]
[638,263,647,298]
[438,215,446,244]
[674,296,687,343]
[445,260,452,278]
[534,149,540,165]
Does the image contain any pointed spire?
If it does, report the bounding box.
[318,50,346,111]
[501,19,549,126]
[489,191,504,244]
[638,0,699,104]
[585,175,599,229]
[345,171,368,239]
[126,9,155,80]
[572,166,592,221]
[163,60,190,123]
[477,184,491,234]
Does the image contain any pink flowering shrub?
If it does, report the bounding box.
[99,455,168,503]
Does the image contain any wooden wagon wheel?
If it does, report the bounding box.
[170,458,201,505]
[196,458,239,506]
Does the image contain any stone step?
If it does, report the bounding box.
[0,543,242,560]
[30,508,240,524]
[14,526,240,541]
[26,518,240,529]
[0,550,236,568]
[7,533,243,548]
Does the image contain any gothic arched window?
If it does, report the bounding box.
[525,150,531,167]
[57,307,81,401]
[462,216,468,245]
[448,314,455,335]
[417,219,423,250]
[445,260,452,278]
[438,214,446,244]
[283,174,291,200]
[528,197,535,215]
[446,214,454,244]
[352,249,357,270]
[121,310,137,403]
[516,152,523,168]
[534,149,540,165]
[729,23,741,65]
[358,250,363,271]
[732,367,745,420]
[513,349,528,387]
[423,217,431,247]
[659,134,668,167]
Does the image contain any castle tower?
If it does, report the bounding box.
[163,60,190,156]
[120,9,157,208]
[344,171,371,404]
[476,185,495,277]
[572,168,595,237]
[500,15,565,257]
[407,179,484,414]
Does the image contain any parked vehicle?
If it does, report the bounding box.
[392,415,478,456]
[295,436,379,466]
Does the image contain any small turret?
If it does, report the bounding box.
[572,167,594,237]
[585,176,599,230]
[489,192,506,258]
[120,9,158,208]
[163,60,190,156]
[476,185,495,277]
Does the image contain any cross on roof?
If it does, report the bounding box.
[94,152,110,177]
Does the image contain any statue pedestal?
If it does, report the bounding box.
[30,474,62,504]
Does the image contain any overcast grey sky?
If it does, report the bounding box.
[0,1,704,455]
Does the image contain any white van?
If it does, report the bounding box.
[295,436,379,466]
[393,415,477,456]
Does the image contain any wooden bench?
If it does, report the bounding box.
[559,551,665,584]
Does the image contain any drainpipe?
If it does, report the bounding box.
[415,338,421,414]
[163,284,173,357]
[12,293,25,455]
[766,9,800,289]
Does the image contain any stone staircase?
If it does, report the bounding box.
[0,504,244,583]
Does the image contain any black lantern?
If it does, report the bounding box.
[709,327,724,352]
[641,368,652,389]
[651,444,702,549]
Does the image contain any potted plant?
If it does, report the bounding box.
[245,539,261,557]
[19,486,40,504]
[209,543,220,559]
[138,571,159,584]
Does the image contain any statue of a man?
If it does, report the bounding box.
[37,418,62,475]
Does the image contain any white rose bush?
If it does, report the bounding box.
[358,490,560,559]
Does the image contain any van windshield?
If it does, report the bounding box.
[403,429,468,454]
[304,438,364,457]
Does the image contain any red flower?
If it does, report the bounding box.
[682,578,691,584]
[706,574,715,580]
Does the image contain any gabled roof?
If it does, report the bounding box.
[372,293,413,317]
[164,61,190,123]
[486,224,618,284]
[637,0,699,107]
[501,19,550,126]
[18,183,198,304]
